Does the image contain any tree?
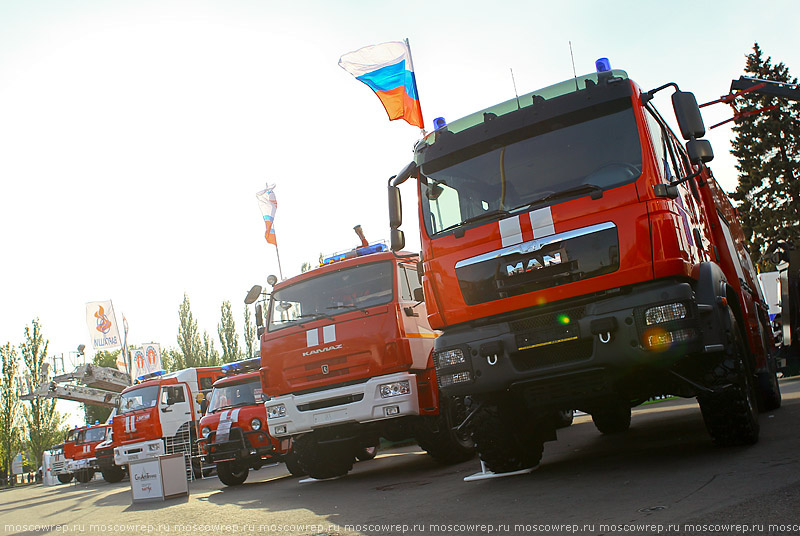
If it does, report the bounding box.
[82,350,118,425]
[243,306,258,359]
[301,261,312,273]
[199,332,220,367]
[0,343,22,485]
[160,347,184,373]
[217,301,240,363]
[176,294,203,368]
[730,43,800,268]
[20,319,66,468]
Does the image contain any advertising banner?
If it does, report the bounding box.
[131,343,162,379]
[86,301,121,350]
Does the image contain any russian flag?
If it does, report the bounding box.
[256,184,278,247]
[339,40,424,129]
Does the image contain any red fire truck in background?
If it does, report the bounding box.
[198,358,304,486]
[387,61,782,473]
[258,238,474,480]
[113,366,223,478]
[52,422,109,484]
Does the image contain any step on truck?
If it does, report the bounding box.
[113,366,223,478]
[197,358,303,486]
[387,60,782,473]
[257,236,474,479]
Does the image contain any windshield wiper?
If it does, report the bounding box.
[537,184,603,204]
[298,312,333,321]
[438,209,511,234]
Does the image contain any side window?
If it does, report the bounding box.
[423,180,462,233]
[199,377,214,391]
[399,265,422,301]
[645,108,680,184]
[161,385,186,405]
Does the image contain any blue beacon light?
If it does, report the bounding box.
[595,58,612,73]
[433,117,447,130]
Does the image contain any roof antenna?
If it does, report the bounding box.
[569,41,578,91]
[510,68,520,109]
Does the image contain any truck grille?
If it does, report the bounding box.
[511,338,593,371]
[513,369,612,407]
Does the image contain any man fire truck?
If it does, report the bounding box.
[259,235,474,479]
[387,60,782,474]
[197,358,303,486]
[53,422,109,483]
[113,366,223,477]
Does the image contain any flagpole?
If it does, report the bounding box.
[404,38,425,135]
[274,241,284,281]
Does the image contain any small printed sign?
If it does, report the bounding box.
[130,458,163,502]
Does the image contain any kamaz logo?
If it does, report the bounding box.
[506,252,562,276]
[303,344,343,357]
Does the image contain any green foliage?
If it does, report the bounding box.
[199,331,220,367]
[176,293,203,368]
[730,43,800,268]
[301,261,312,273]
[243,305,258,359]
[20,319,65,468]
[217,301,240,363]
[0,343,22,483]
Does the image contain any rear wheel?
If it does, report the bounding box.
[414,396,475,464]
[294,433,354,479]
[57,473,73,484]
[75,468,94,484]
[283,450,306,477]
[216,461,248,486]
[101,465,125,483]
[471,399,544,474]
[591,401,631,435]
[555,409,574,429]
[698,313,760,446]
[757,354,782,412]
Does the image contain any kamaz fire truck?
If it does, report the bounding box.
[259,237,474,479]
[387,61,782,473]
[53,422,109,483]
[113,366,223,478]
[197,357,303,486]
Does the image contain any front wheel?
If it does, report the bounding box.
[414,396,475,465]
[591,401,631,435]
[356,441,379,462]
[294,433,354,479]
[216,461,248,486]
[57,473,73,484]
[74,468,94,484]
[283,450,306,477]
[471,399,544,474]
[101,465,125,483]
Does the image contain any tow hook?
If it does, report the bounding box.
[486,354,498,365]
[598,332,612,344]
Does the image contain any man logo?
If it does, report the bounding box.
[321,365,329,374]
[506,252,563,277]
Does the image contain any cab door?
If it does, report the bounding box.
[158,383,192,438]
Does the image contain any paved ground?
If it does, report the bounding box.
[2,378,800,536]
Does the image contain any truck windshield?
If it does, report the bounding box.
[118,385,159,414]
[419,99,642,236]
[207,380,264,413]
[268,260,394,331]
[84,427,106,443]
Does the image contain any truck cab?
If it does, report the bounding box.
[198,358,300,486]
[260,243,474,479]
[112,367,223,477]
[388,64,781,473]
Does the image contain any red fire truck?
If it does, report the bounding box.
[259,240,474,479]
[112,367,223,477]
[197,358,303,486]
[387,61,782,473]
[53,422,109,483]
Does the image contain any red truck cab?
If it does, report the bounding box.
[198,358,300,486]
[56,423,109,483]
[387,64,781,473]
[259,243,473,479]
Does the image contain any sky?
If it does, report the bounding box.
[1,0,798,424]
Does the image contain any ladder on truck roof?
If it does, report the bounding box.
[53,364,130,392]
[701,76,800,129]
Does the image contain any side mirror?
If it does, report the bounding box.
[390,229,405,252]
[388,185,402,229]
[653,184,680,199]
[244,285,262,305]
[413,287,424,302]
[257,326,265,338]
[255,303,263,328]
[687,139,714,164]
[672,91,705,140]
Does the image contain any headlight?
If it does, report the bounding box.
[645,303,687,325]
[434,348,465,368]
[250,418,262,431]
[267,404,286,419]
[201,426,211,438]
[379,380,410,398]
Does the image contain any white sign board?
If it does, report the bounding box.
[129,458,163,502]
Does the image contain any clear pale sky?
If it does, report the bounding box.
[1,1,798,423]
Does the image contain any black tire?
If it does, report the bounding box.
[757,355,782,412]
[283,450,306,477]
[555,409,574,429]
[591,402,631,435]
[356,443,378,461]
[75,468,94,484]
[414,396,475,465]
[101,465,125,483]
[57,473,73,484]
[698,313,760,446]
[471,400,543,474]
[216,461,249,486]
[294,433,354,479]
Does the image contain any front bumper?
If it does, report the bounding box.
[114,439,164,465]
[434,280,706,405]
[67,457,97,472]
[266,372,421,437]
[199,428,276,464]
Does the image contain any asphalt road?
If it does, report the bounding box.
[3,378,800,536]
